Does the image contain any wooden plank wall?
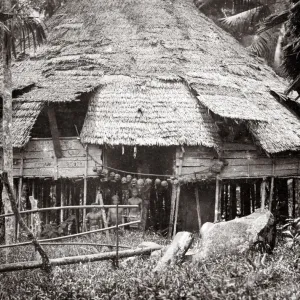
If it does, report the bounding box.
[179,144,300,179]
[0,138,102,178]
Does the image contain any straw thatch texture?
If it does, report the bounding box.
[0,101,44,147]
[1,0,300,152]
[80,75,220,147]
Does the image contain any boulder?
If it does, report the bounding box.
[153,231,193,272]
[193,210,275,261]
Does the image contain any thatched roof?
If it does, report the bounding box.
[80,75,219,147]
[1,0,300,152]
[0,101,44,148]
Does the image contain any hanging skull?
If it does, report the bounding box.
[121,177,127,184]
[126,174,132,182]
[161,180,168,188]
[115,173,121,181]
[173,179,179,185]
[137,178,144,187]
[131,178,138,186]
[145,178,152,186]
[109,172,116,178]
[155,178,161,186]
[102,169,109,176]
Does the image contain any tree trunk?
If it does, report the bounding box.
[2,0,14,246]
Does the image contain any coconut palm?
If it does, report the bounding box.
[193,0,289,68]
[1,0,46,245]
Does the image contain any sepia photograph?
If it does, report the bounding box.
[0,0,300,298]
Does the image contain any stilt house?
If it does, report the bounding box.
[1,0,300,233]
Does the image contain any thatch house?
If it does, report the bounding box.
[1,0,300,233]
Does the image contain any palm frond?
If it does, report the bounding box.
[257,10,289,34]
[248,28,278,60]
[220,6,271,33]
[10,15,46,56]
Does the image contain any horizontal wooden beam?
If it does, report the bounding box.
[0,205,138,219]
[0,220,141,249]
[0,246,162,273]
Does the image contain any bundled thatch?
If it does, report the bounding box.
[81,75,220,147]
[1,0,300,153]
[0,101,44,147]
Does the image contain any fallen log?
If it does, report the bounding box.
[0,245,162,273]
[153,231,193,272]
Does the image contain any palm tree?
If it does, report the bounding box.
[194,0,290,69]
[1,0,46,245]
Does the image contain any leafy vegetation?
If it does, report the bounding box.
[0,230,300,299]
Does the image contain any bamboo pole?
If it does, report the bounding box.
[194,186,202,235]
[214,176,221,222]
[0,172,51,272]
[83,146,88,231]
[269,177,274,212]
[16,152,24,240]
[115,199,119,268]
[0,221,140,249]
[39,242,130,249]
[260,178,267,211]
[0,205,139,219]
[0,245,162,273]
[60,180,64,223]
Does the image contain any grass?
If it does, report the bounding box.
[0,231,300,299]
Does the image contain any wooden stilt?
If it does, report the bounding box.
[292,179,296,218]
[172,185,181,238]
[224,183,229,220]
[269,177,274,212]
[194,185,202,235]
[230,183,237,219]
[168,184,177,239]
[168,147,184,238]
[83,145,88,231]
[214,176,221,222]
[260,178,267,211]
[60,180,64,224]
[16,153,24,240]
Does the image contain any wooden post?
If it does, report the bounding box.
[47,106,62,158]
[224,183,229,219]
[60,180,65,224]
[173,185,181,238]
[260,178,267,211]
[168,184,177,239]
[83,146,88,231]
[292,178,296,218]
[16,152,24,240]
[194,186,202,235]
[214,176,221,222]
[115,199,119,268]
[230,183,237,219]
[168,148,183,238]
[269,177,274,212]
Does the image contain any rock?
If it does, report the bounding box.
[153,231,193,272]
[193,210,275,261]
[137,241,161,249]
[200,222,214,238]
